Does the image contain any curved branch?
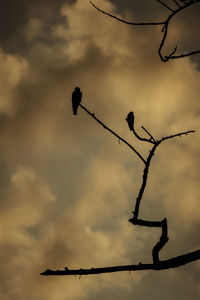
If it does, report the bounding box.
[90,0,200,62]
[158,0,200,61]
[90,1,165,26]
[126,112,155,144]
[40,249,200,276]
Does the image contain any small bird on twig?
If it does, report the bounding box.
[72,87,82,115]
[126,111,134,131]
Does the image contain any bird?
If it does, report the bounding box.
[126,111,134,131]
[72,87,82,115]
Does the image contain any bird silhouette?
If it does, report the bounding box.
[72,87,82,115]
[126,111,134,131]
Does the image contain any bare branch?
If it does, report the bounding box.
[152,218,169,263]
[159,130,195,142]
[41,249,200,276]
[133,142,160,219]
[80,104,146,164]
[155,0,174,12]
[172,0,182,7]
[132,129,195,219]
[163,49,200,61]
[90,1,165,26]
[90,0,200,62]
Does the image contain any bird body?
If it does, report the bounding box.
[72,87,82,115]
[126,111,134,131]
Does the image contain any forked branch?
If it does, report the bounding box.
[90,0,200,61]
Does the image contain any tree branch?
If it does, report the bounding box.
[172,0,181,8]
[90,0,200,62]
[80,104,146,164]
[141,126,156,142]
[89,1,165,26]
[133,142,160,219]
[159,130,195,142]
[42,95,197,277]
[40,249,200,276]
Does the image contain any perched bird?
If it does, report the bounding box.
[126,111,134,131]
[72,87,82,115]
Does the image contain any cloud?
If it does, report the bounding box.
[0,0,199,299]
[0,49,28,114]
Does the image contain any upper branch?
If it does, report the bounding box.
[90,1,165,26]
[90,0,200,62]
[155,0,174,12]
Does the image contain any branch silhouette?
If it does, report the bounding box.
[41,92,198,277]
[90,0,200,62]
[41,249,200,276]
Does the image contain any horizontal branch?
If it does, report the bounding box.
[129,217,165,227]
[80,104,146,164]
[40,249,200,276]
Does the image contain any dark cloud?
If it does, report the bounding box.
[0,0,75,53]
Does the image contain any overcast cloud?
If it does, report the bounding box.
[0,1,200,299]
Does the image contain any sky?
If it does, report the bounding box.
[0,0,200,299]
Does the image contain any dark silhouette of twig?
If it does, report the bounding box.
[141,126,156,142]
[90,0,200,62]
[156,0,174,12]
[172,0,181,8]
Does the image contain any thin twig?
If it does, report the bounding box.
[80,104,146,164]
[159,130,195,142]
[141,126,156,142]
[172,0,182,7]
[156,0,174,12]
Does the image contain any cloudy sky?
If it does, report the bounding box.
[0,0,200,299]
